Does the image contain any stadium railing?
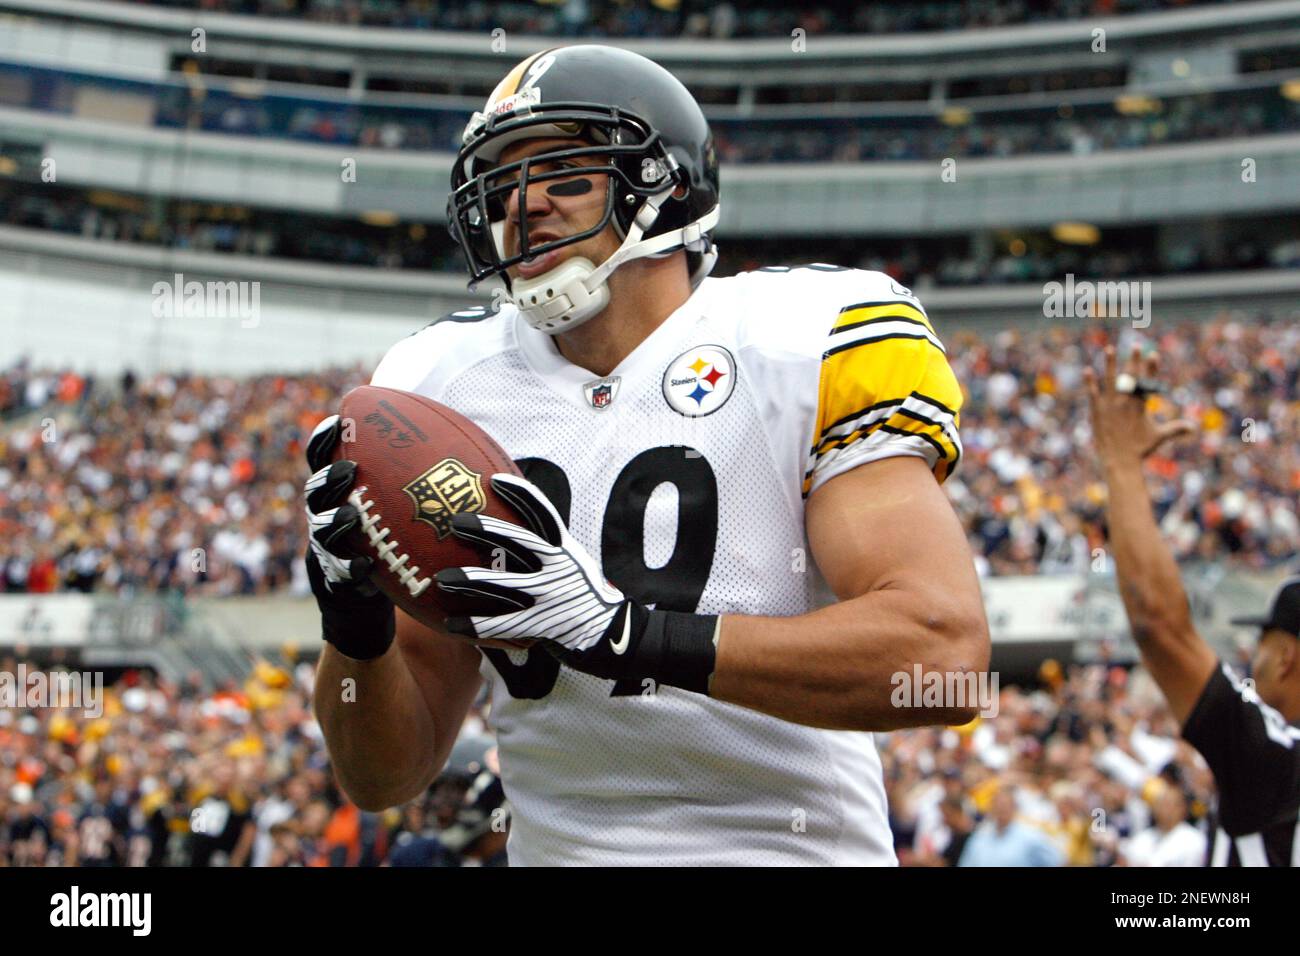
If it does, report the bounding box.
[6,100,1299,234]
[2,58,1295,161]
[5,223,1300,375]
[0,591,252,685]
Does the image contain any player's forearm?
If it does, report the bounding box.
[710,586,989,731]
[1102,460,1195,648]
[313,642,440,811]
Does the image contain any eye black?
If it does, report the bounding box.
[546,179,594,198]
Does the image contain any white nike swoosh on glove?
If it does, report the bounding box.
[609,605,632,655]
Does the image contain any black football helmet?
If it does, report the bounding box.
[447,44,721,333]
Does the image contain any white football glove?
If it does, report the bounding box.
[434,472,626,652]
[435,473,719,693]
[303,413,393,661]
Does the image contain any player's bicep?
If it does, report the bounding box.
[801,286,969,599]
[806,457,989,683]
[806,455,977,604]
[393,607,484,772]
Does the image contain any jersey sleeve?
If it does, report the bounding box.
[370,306,499,396]
[1181,661,1300,835]
[802,284,963,497]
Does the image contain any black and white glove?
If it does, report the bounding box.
[434,473,718,694]
[303,414,395,661]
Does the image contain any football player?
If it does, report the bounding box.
[306,45,990,865]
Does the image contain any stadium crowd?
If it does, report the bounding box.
[0,651,1238,866]
[0,361,369,597]
[0,313,1295,598]
[0,656,507,866]
[943,316,1300,576]
[123,0,1232,36]
[882,656,1226,867]
[9,62,1294,161]
[156,83,1300,161]
[717,234,1300,287]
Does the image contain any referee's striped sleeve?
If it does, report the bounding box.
[802,299,964,498]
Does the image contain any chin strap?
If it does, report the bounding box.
[509,192,721,334]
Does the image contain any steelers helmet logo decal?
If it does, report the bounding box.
[662,345,736,417]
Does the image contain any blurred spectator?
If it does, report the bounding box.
[1119,785,1207,866]
[187,759,255,866]
[75,776,130,866]
[314,798,388,867]
[7,782,52,866]
[957,785,1066,866]
[433,766,510,867]
[386,798,452,867]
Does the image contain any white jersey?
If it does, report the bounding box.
[371,265,963,865]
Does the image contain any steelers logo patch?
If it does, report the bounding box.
[662,345,736,417]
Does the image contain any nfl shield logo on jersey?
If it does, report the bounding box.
[662,345,737,417]
[583,375,620,410]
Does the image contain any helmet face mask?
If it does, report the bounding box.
[448,103,679,289]
[445,46,722,334]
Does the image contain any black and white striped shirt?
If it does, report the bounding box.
[1182,662,1300,866]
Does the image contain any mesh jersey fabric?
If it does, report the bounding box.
[370,266,962,865]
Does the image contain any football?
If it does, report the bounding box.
[334,384,523,628]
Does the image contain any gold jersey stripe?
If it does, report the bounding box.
[824,327,943,360]
[804,332,963,496]
[814,415,959,470]
[802,412,961,496]
[811,395,960,460]
[833,301,933,336]
[818,336,961,428]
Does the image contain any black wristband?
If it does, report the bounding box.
[321,599,396,662]
[557,602,718,695]
[306,550,396,662]
[636,608,719,695]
